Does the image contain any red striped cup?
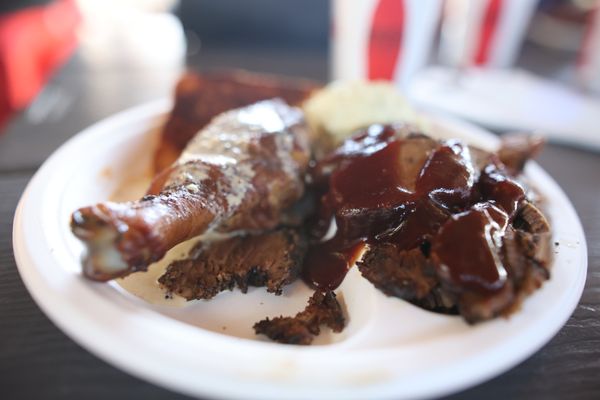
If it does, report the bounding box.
[332,0,442,88]
[440,0,539,68]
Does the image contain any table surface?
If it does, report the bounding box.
[1,46,599,400]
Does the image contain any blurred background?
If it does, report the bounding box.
[0,0,599,168]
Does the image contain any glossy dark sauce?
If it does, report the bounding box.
[330,140,413,209]
[379,198,449,250]
[478,164,525,217]
[416,142,475,211]
[432,203,508,292]
[303,238,365,291]
[303,124,526,294]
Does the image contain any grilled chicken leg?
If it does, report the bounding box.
[71,99,310,281]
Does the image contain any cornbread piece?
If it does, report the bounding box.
[254,291,345,345]
[302,81,425,156]
[159,228,307,300]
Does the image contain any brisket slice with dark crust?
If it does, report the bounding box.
[358,245,438,300]
[158,228,307,300]
[254,291,345,345]
[358,245,457,314]
[356,201,552,324]
[455,203,552,323]
[440,201,552,323]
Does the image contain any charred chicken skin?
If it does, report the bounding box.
[154,70,318,172]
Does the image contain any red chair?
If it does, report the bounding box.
[0,0,79,130]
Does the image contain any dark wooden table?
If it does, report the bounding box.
[1,46,599,400]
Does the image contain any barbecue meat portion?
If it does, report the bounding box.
[358,245,458,313]
[155,70,318,172]
[71,99,310,281]
[498,133,545,175]
[310,124,437,188]
[158,228,307,300]
[357,200,551,323]
[358,246,438,301]
[309,124,552,324]
[254,291,345,345]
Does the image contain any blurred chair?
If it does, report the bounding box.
[0,0,79,129]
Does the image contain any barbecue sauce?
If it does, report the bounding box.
[303,238,365,290]
[303,124,526,295]
[432,203,509,292]
[478,164,526,217]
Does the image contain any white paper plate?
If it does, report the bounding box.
[13,99,587,400]
[409,67,600,151]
